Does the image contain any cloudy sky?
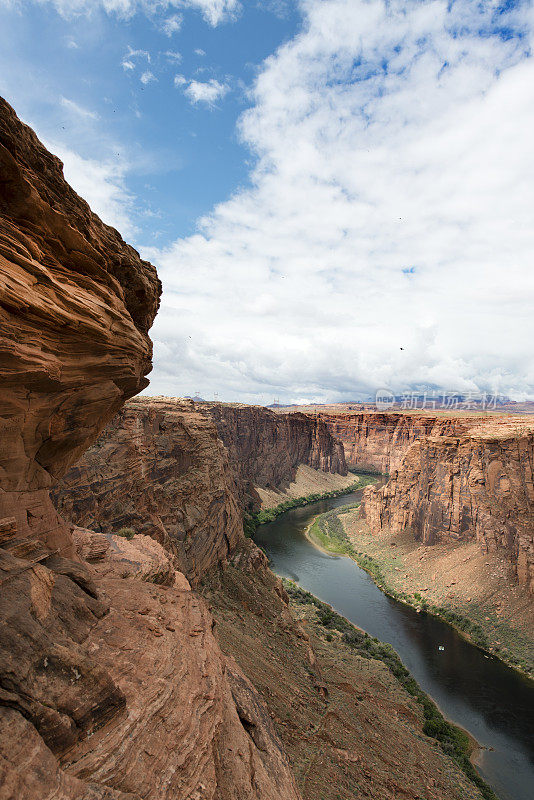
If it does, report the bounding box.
[1,0,533,404]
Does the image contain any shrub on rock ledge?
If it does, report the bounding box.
[117,526,136,540]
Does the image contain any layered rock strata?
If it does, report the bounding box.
[54,398,348,580]
[318,411,491,473]
[53,397,243,583]
[0,97,301,800]
[362,421,534,593]
[0,532,301,800]
[0,95,160,555]
[201,402,347,509]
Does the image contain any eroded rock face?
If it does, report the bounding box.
[0,94,160,768]
[0,534,301,800]
[362,423,534,593]
[54,397,348,580]
[203,402,347,509]
[0,537,124,760]
[54,397,243,583]
[0,96,160,554]
[319,410,534,592]
[0,98,301,800]
[62,536,300,800]
[319,411,487,473]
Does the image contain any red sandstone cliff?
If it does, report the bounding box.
[361,419,534,593]
[0,96,160,555]
[0,98,300,800]
[318,410,534,594]
[319,410,493,473]
[53,397,348,580]
[53,397,244,584]
[201,402,347,509]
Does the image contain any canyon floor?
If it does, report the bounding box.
[201,540,488,800]
[342,510,534,675]
[255,463,357,508]
[3,93,531,800]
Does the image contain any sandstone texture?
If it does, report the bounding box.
[72,527,176,586]
[0,97,301,800]
[0,532,301,800]
[360,418,534,593]
[54,397,348,581]
[319,410,491,473]
[0,96,160,555]
[317,409,534,595]
[62,536,300,800]
[0,95,160,776]
[202,402,347,510]
[54,397,243,583]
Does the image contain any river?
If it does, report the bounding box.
[253,489,534,800]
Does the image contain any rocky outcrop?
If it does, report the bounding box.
[64,535,300,800]
[72,527,177,586]
[0,96,160,556]
[53,398,348,580]
[319,411,494,473]
[203,402,347,509]
[0,97,301,800]
[362,421,534,593]
[53,397,243,584]
[0,532,301,800]
[0,93,160,767]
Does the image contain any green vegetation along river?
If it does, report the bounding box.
[253,487,534,800]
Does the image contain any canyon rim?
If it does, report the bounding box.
[4,95,533,800]
[1,2,534,795]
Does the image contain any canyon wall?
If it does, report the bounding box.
[53,397,244,584]
[361,420,534,593]
[319,410,490,473]
[54,397,348,580]
[0,96,160,555]
[0,97,300,800]
[202,402,347,509]
[319,409,533,593]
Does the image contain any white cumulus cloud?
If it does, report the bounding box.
[45,140,137,237]
[145,0,534,403]
[183,78,229,105]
